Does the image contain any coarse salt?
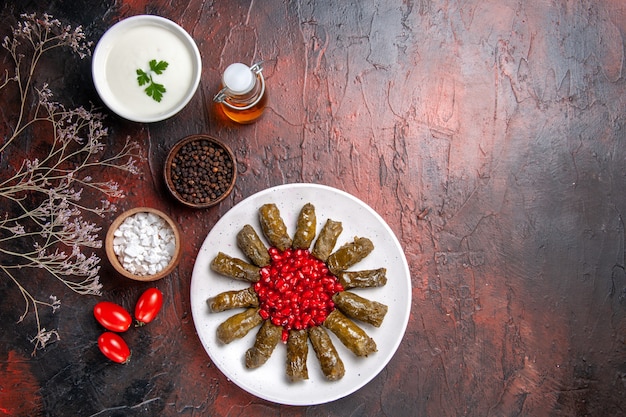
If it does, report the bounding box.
[113,212,176,276]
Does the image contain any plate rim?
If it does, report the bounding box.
[190,183,412,405]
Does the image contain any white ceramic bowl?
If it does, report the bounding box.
[92,15,201,123]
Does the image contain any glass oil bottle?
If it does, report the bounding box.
[213,62,267,124]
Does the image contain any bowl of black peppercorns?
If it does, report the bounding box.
[164,135,237,208]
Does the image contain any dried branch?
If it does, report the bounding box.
[0,13,142,354]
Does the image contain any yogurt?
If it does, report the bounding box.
[93,15,201,122]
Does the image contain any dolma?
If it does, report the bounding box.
[311,219,343,261]
[309,325,345,381]
[292,203,316,249]
[207,287,259,312]
[286,329,309,382]
[326,237,374,275]
[332,291,388,327]
[210,252,260,282]
[336,268,387,289]
[216,307,263,344]
[323,309,377,357]
[259,203,292,251]
[237,224,271,267]
[245,320,282,369]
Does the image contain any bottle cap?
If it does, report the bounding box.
[222,63,255,95]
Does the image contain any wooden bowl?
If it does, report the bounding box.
[164,135,237,208]
[105,207,182,281]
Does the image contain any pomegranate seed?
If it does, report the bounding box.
[252,247,344,339]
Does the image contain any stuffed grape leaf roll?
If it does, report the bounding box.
[259,203,292,251]
[207,287,259,312]
[245,319,283,369]
[237,224,271,267]
[309,325,345,381]
[332,291,388,327]
[286,329,309,381]
[336,268,387,289]
[326,237,374,275]
[323,309,377,357]
[216,307,263,344]
[311,219,343,261]
[292,203,316,249]
[210,252,260,283]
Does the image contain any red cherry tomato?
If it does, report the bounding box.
[135,288,163,326]
[98,332,131,364]
[93,301,132,332]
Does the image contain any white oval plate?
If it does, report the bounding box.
[190,183,412,406]
[92,15,201,122]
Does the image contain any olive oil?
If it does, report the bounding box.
[217,88,267,124]
[214,62,266,124]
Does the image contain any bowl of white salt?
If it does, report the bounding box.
[105,207,181,281]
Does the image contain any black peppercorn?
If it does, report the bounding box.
[168,138,235,206]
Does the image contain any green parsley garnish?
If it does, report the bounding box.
[136,59,169,102]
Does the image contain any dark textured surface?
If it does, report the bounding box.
[1,0,626,416]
